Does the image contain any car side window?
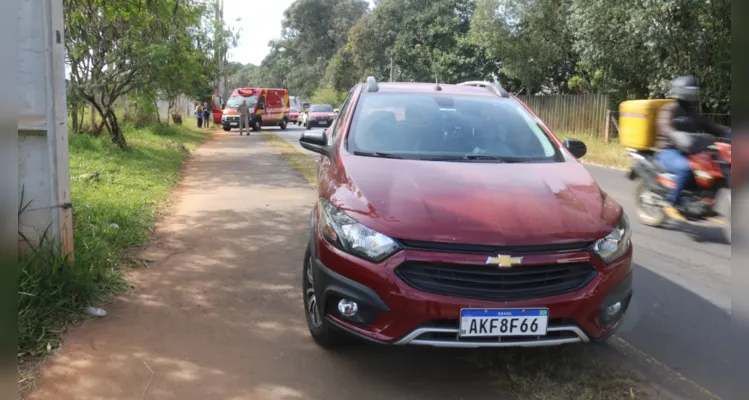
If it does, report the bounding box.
[330,90,355,144]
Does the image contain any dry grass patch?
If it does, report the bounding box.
[557,132,631,170]
[473,344,660,400]
[260,131,318,186]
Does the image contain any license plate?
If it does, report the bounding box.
[459,308,548,337]
[230,122,238,126]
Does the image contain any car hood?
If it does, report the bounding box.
[332,156,621,246]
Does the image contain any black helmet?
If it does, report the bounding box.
[668,76,699,102]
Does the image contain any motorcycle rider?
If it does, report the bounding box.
[654,76,730,221]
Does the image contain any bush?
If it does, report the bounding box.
[310,86,346,108]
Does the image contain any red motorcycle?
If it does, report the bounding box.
[627,133,731,243]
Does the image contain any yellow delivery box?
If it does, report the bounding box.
[618,99,675,150]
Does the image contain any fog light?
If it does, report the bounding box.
[337,299,358,317]
[606,301,622,317]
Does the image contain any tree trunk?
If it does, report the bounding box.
[92,102,127,148]
[154,99,161,124]
[70,106,79,133]
[90,103,96,130]
[103,109,126,148]
[122,94,129,122]
[77,105,84,131]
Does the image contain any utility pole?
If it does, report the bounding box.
[214,0,224,98]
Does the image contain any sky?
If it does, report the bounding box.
[223,0,296,66]
[224,0,374,66]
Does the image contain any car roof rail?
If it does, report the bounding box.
[457,81,510,98]
[365,76,379,93]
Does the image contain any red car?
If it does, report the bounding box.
[305,104,336,129]
[289,107,300,125]
[298,77,633,349]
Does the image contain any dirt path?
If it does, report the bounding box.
[28,131,506,400]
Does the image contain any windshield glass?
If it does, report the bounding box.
[347,93,561,162]
[226,95,257,108]
[310,104,333,112]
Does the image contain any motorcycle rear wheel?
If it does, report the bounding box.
[634,178,666,227]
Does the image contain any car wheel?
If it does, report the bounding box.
[633,178,666,227]
[252,120,261,132]
[222,126,230,132]
[302,245,349,349]
[279,119,288,130]
[306,122,311,130]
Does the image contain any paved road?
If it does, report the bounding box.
[276,125,733,399]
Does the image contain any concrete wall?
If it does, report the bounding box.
[18,0,73,255]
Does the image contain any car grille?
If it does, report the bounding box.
[224,116,239,122]
[396,261,597,302]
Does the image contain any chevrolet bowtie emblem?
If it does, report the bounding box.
[485,254,523,268]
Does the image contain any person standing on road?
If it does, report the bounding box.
[195,102,203,128]
[238,99,250,136]
[202,102,211,130]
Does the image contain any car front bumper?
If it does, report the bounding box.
[309,221,633,348]
[307,119,333,127]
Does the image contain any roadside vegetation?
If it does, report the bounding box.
[228,0,730,128]
[260,131,318,186]
[20,0,236,365]
[557,132,630,170]
[18,119,209,396]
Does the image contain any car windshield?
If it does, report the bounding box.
[290,108,298,112]
[310,104,333,112]
[226,95,257,108]
[347,93,562,162]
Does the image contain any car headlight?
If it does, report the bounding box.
[318,199,400,263]
[593,214,631,264]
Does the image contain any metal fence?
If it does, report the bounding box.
[516,94,730,141]
[516,94,609,136]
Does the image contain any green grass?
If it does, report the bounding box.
[18,120,208,359]
[557,132,630,170]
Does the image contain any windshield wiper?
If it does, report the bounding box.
[353,151,403,159]
[417,154,505,162]
[462,154,504,161]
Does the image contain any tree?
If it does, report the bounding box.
[471,0,579,95]
[65,0,235,147]
[281,0,369,77]
[344,0,490,84]
[569,0,730,111]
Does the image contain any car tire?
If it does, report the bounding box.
[222,126,230,132]
[279,119,288,130]
[633,178,666,227]
[302,245,350,349]
[252,119,261,132]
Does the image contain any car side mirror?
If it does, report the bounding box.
[300,130,329,156]
[563,138,587,159]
